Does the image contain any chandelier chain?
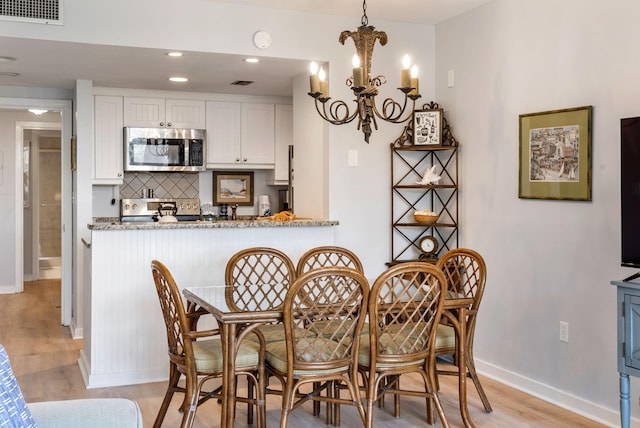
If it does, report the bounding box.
[361,0,368,26]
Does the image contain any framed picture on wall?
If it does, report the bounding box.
[213,171,254,206]
[413,109,443,146]
[518,105,592,200]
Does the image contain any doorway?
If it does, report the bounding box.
[1,97,73,327]
[24,129,62,280]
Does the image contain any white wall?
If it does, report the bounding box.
[436,0,636,425]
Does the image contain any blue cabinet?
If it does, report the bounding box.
[613,279,640,428]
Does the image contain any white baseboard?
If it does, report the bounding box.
[68,320,82,339]
[0,285,18,294]
[475,359,629,427]
[79,350,167,389]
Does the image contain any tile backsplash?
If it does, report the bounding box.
[120,172,199,199]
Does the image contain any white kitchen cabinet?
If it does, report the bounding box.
[206,101,275,169]
[270,104,293,184]
[123,97,164,127]
[94,95,124,184]
[242,103,275,164]
[123,97,205,128]
[166,99,206,128]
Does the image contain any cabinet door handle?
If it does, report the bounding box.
[167,123,172,127]
[117,172,122,177]
[236,158,241,162]
[243,158,248,162]
[159,122,165,127]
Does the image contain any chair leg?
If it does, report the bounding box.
[333,380,341,426]
[393,375,400,417]
[325,381,333,425]
[466,352,493,412]
[254,370,266,428]
[313,381,321,416]
[420,370,449,428]
[279,378,297,428]
[365,375,380,428]
[247,376,254,425]
[181,374,201,428]
[154,363,181,428]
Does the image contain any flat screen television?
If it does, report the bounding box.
[621,116,640,281]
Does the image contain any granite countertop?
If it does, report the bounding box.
[88,218,339,230]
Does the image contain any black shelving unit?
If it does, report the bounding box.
[390,104,458,263]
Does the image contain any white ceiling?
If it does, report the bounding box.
[207,0,491,25]
[0,0,491,97]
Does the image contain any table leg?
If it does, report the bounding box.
[457,307,475,428]
[221,323,238,428]
[620,372,630,428]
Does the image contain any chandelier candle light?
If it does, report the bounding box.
[308,0,421,143]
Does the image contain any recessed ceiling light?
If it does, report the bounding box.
[28,109,48,115]
[0,56,16,62]
[166,52,183,57]
[0,72,20,77]
[169,76,188,82]
[244,58,260,63]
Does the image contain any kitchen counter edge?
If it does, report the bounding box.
[88,219,339,231]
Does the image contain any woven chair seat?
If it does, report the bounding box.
[184,339,261,373]
[246,325,312,344]
[358,334,425,368]
[315,320,369,339]
[266,337,350,375]
[387,322,455,349]
[435,324,455,351]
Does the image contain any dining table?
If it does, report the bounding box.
[182,284,477,428]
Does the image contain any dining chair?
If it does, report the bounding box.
[265,266,369,428]
[225,247,297,343]
[295,245,365,420]
[296,246,364,276]
[358,262,450,428]
[434,248,492,412]
[150,260,265,428]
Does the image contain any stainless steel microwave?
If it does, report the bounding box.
[124,127,206,172]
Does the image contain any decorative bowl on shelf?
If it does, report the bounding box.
[413,210,439,224]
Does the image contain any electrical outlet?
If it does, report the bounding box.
[559,321,569,343]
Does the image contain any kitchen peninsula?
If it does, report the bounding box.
[80,219,338,388]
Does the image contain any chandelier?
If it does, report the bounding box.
[308,0,421,143]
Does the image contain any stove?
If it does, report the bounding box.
[120,198,201,222]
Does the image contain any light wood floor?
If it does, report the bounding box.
[0,279,605,427]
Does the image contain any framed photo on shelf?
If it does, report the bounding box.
[518,105,592,201]
[213,171,254,206]
[413,108,443,146]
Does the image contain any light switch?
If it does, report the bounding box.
[348,149,358,167]
[447,69,455,88]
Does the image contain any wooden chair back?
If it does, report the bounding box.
[150,259,192,365]
[296,246,364,277]
[283,266,369,375]
[436,248,487,327]
[225,247,296,312]
[368,262,446,366]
